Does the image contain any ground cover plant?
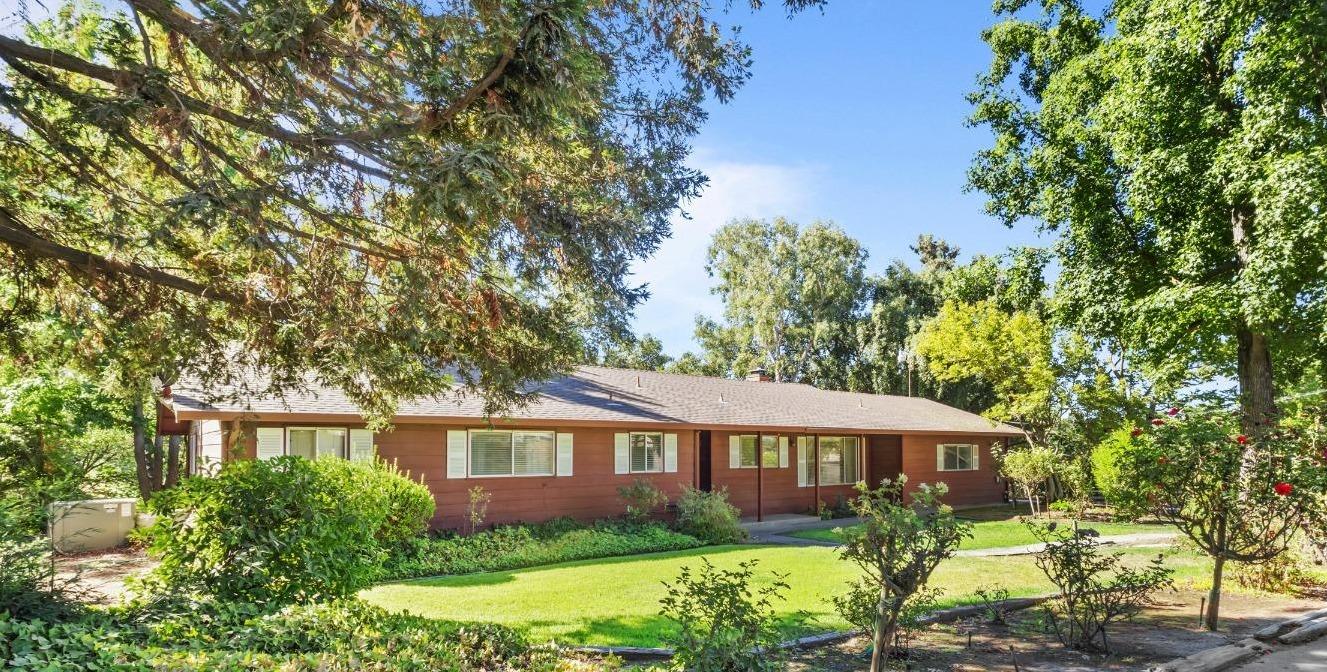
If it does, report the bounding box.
[380,517,702,580]
[360,543,1217,648]
[0,597,593,671]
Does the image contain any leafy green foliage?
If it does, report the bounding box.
[659,558,793,672]
[999,446,1061,516]
[838,478,970,671]
[1029,522,1173,653]
[0,0,821,425]
[1090,427,1147,511]
[1113,405,1327,628]
[139,457,422,604]
[674,486,747,545]
[381,518,701,580]
[969,0,1327,422]
[914,300,1055,437]
[695,218,868,384]
[370,459,435,548]
[617,478,668,524]
[0,501,83,621]
[0,598,587,671]
[0,363,136,534]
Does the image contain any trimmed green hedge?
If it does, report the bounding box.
[380,517,704,580]
[0,599,595,671]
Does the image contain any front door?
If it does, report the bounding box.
[869,434,903,487]
[698,430,712,491]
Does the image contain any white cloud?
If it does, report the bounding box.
[629,156,821,356]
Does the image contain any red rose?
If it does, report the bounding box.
[1151,418,1165,426]
[1131,428,1143,438]
[1236,435,1248,444]
[1167,407,1180,416]
[1274,482,1293,496]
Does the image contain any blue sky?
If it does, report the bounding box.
[630,2,1049,357]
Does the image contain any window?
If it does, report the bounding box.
[815,436,860,486]
[286,428,346,460]
[732,435,782,469]
[761,435,779,468]
[469,430,555,477]
[630,432,664,473]
[938,444,978,472]
[737,435,759,468]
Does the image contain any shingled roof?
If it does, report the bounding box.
[165,365,1022,436]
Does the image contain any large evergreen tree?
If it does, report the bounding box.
[0,0,819,422]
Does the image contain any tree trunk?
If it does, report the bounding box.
[131,396,152,500]
[870,587,899,672]
[166,435,181,488]
[1205,555,1225,631]
[151,434,165,491]
[1235,326,1277,435]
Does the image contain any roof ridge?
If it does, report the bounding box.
[576,364,817,387]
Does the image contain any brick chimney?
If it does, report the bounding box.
[745,367,772,382]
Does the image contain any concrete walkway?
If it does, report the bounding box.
[1229,639,1327,671]
[753,528,1180,556]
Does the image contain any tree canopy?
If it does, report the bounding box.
[968,0,1327,429]
[0,0,819,422]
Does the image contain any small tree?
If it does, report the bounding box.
[1118,407,1327,630]
[1029,522,1172,652]
[1000,446,1059,517]
[659,558,792,672]
[838,477,971,672]
[465,486,492,535]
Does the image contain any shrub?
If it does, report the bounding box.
[674,486,746,545]
[139,457,395,605]
[1000,446,1059,517]
[660,558,792,672]
[1030,521,1172,652]
[381,518,701,580]
[617,478,668,524]
[368,459,434,547]
[0,598,584,671]
[0,501,83,621]
[974,585,1012,625]
[1090,427,1146,510]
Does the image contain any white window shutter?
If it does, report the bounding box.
[729,435,741,468]
[797,438,808,487]
[349,429,374,463]
[447,430,468,478]
[256,427,283,460]
[663,433,678,473]
[972,444,979,470]
[556,433,574,476]
[937,445,945,472]
[614,433,630,474]
[778,436,789,469]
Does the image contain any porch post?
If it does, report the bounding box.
[756,432,764,522]
[813,434,821,515]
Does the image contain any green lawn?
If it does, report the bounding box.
[361,542,1209,647]
[788,518,1174,548]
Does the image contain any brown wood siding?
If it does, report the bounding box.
[900,434,1005,507]
[708,430,857,518]
[227,421,695,530]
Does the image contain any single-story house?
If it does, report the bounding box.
[158,366,1021,529]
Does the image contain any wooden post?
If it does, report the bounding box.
[813,434,821,515]
[756,432,764,522]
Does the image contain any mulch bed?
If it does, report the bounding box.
[785,589,1325,671]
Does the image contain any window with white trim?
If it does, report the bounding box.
[938,444,978,471]
[732,435,782,469]
[630,432,664,473]
[469,430,555,477]
[286,427,347,460]
[817,436,860,485]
